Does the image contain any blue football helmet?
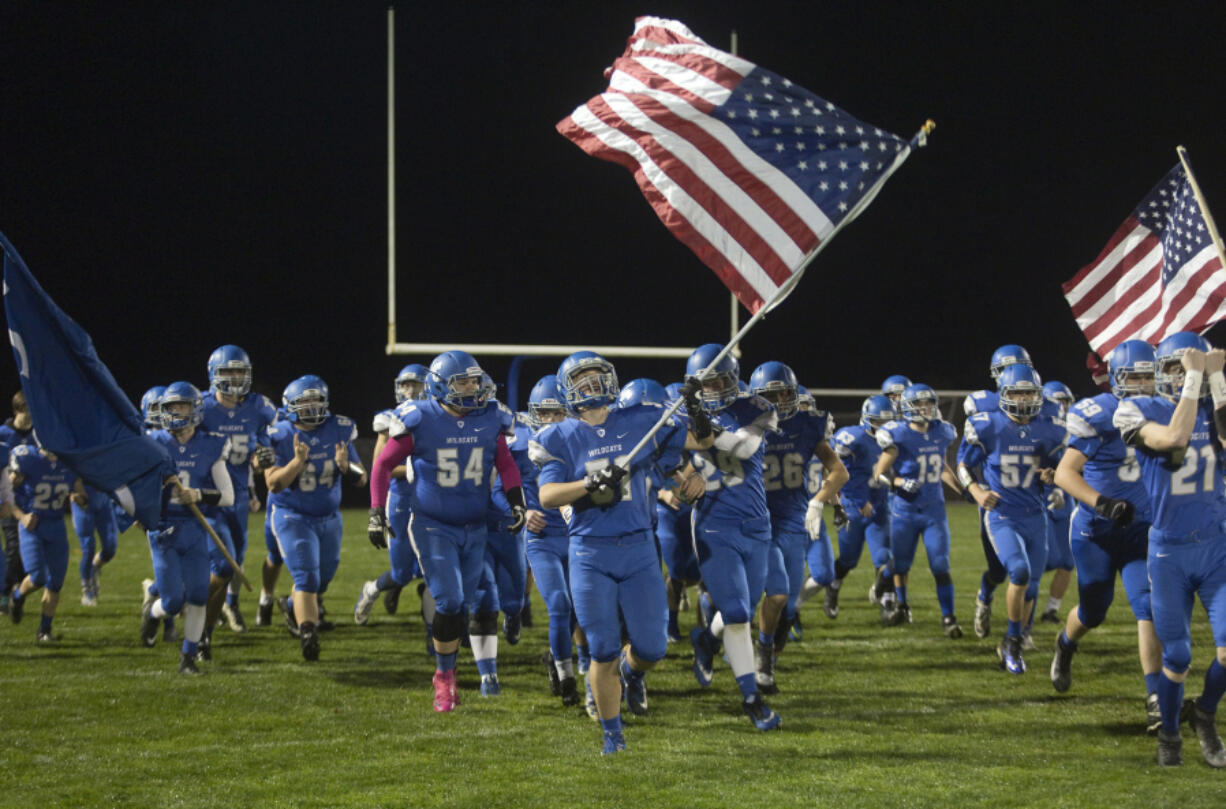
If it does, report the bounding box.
[860,394,895,435]
[797,384,814,413]
[1042,380,1073,417]
[881,375,911,403]
[1106,339,1157,398]
[140,385,166,429]
[395,363,431,403]
[998,364,1044,419]
[527,374,567,426]
[665,382,684,403]
[557,351,619,413]
[282,375,330,427]
[685,343,740,412]
[749,361,800,420]
[618,378,668,409]
[207,345,253,397]
[900,384,939,425]
[428,350,493,412]
[1156,331,1212,399]
[989,344,1033,385]
[160,381,203,431]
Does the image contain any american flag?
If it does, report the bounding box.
[1063,162,1226,356]
[557,16,911,313]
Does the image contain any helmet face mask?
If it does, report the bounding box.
[160,382,203,432]
[900,385,939,425]
[429,351,493,413]
[283,375,330,428]
[796,385,814,413]
[881,375,911,406]
[558,352,619,413]
[749,362,799,420]
[686,344,740,413]
[207,345,252,397]
[141,385,166,430]
[1155,332,1211,399]
[395,364,430,404]
[1107,339,1158,398]
[997,365,1043,419]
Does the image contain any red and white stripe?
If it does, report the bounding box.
[557,16,832,312]
[1063,216,1226,356]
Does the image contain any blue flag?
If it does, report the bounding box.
[2,232,173,528]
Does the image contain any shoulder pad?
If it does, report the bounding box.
[1112,399,1147,438]
[335,415,353,427]
[876,425,897,449]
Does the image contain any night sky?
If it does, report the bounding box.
[3,1,1226,428]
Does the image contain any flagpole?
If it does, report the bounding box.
[1176,145,1226,272]
[616,119,935,470]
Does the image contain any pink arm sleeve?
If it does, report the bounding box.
[371,434,414,508]
[495,434,522,491]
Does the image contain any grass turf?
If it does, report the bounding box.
[1,502,1222,808]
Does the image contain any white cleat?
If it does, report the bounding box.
[354,580,379,626]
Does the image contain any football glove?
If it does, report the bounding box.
[895,478,922,502]
[1094,494,1134,526]
[832,502,849,528]
[1046,489,1065,512]
[508,505,527,532]
[584,463,627,494]
[804,498,824,540]
[253,445,276,470]
[367,507,389,549]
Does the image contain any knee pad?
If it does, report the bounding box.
[1076,583,1114,628]
[433,611,466,644]
[1162,639,1192,675]
[468,610,498,636]
[632,637,667,664]
[933,571,953,588]
[1006,557,1030,587]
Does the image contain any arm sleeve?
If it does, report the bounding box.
[210,455,235,508]
[371,434,414,508]
[495,434,523,491]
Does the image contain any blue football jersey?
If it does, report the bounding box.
[150,429,231,521]
[387,398,514,526]
[267,414,358,517]
[959,410,1065,518]
[518,420,568,537]
[1114,396,1226,540]
[877,419,958,507]
[691,395,778,526]
[832,424,887,509]
[958,391,1062,466]
[1064,392,1151,528]
[9,445,78,518]
[531,403,686,537]
[201,391,277,493]
[0,421,35,450]
[764,408,833,533]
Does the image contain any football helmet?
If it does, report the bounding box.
[1041,380,1074,418]
[860,394,895,435]
[1156,331,1212,399]
[527,374,567,426]
[428,350,494,412]
[797,385,815,413]
[282,375,331,428]
[749,361,800,420]
[140,385,166,430]
[900,384,940,425]
[618,378,668,408]
[557,351,619,412]
[685,343,740,412]
[989,344,1033,385]
[207,345,252,397]
[1106,339,1157,398]
[160,381,203,431]
[880,375,911,404]
[998,365,1044,419]
[395,363,430,404]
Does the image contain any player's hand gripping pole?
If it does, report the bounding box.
[617,120,935,472]
[168,476,254,592]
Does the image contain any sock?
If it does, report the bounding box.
[1199,659,1226,713]
[182,603,206,644]
[978,572,996,604]
[1046,595,1061,613]
[1145,671,1160,696]
[896,585,908,605]
[182,639,199,657]
[667,610,680,637]
[829,576,842,592]
[935,581,954,616]
[151,599,168,620]
[576,644,591,668]
[376,570,398,592]
[471,634,498,676]
[709,612,726,639]
[12,589,23,604]
[758,630,773,647]
[1158,673,1184,735]
[734,673,758,700]
[555,657,575,680]
[227,578,240,607]
[723,622,754,681]
[1059,630,1079,651]
[39,614,52,634]
[797,577,821,607]
[259,590,273,606]
[1006,619,1022,638]
[619,654,644,683]
[437,651,457,673]
[599,715,622,735]
[164,617,176,632]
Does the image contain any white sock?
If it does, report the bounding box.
[830,577,842,591]
[797,577,821,607]
[555,657,575,679]
[710,611,726,639]
[1046,596,1061,612]
[471,633,498,664]
[151,600,169,620]
[722,622,755,678]
[259,591,274,606]
[182,603,206,644]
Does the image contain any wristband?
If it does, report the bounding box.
[956,465,976,490]
[1210,370,1226,409]
[1181,369,1204,401]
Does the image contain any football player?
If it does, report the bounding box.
[71,482,117,606]
[265,375,362,661]
[369,351,527,713]
[138,382,233,673]
[8,444,87,641]
[0,391,35,613]
[958,365,1065,673]
[874,383,965,636]
[657,381,703,644]
[881,375,911,408]
[1038,380,1075,625]
[135,386,176,642]
[532,351,708,753]
[1112,336,1226,767]
[749,361,846,694]
[1050,339,1162,731]
[200,345,279,633]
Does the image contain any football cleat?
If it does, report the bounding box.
[81,583,97,607]
[754,639,778,695]
[178,653,202,676]
[1039,607,1061,624]
[221,602,247,633]
[560,676,581,707]
[162,622,179,644]
[196,633,212,662]
[140,578,156,616]
[998,635,1026,675]
[503,612,522,645]
[601,729,627,755]
[697,591,715,630]
[383,585,402,615]
[36,630,55,644]
[354,580,379,626]
[667,626,683,644]
[543,651,561,696]
[277,596,300,638]
[315,602,334,632]
[1157,729,1183,767]
[742,693,782,731]
[520,602,534,629]
[89,564,102,598]
[584,680,599,721]
[433,670,458,712]
[256,599,273,627]
[140,602,160,648]
[1186,698,1226,768]
[480,673,501,697]
[823,584,840,619]
[884,602,912,627]
[689,627,716,687]
[942,614,963,639]
[789,613,803,642]
[1146,693,1163,735]
[300,623,320,662]
[1050,634,1076,693]
[620,652,648,716]
[973,597,991,639]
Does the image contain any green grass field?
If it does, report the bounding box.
[1,502,1222,808]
